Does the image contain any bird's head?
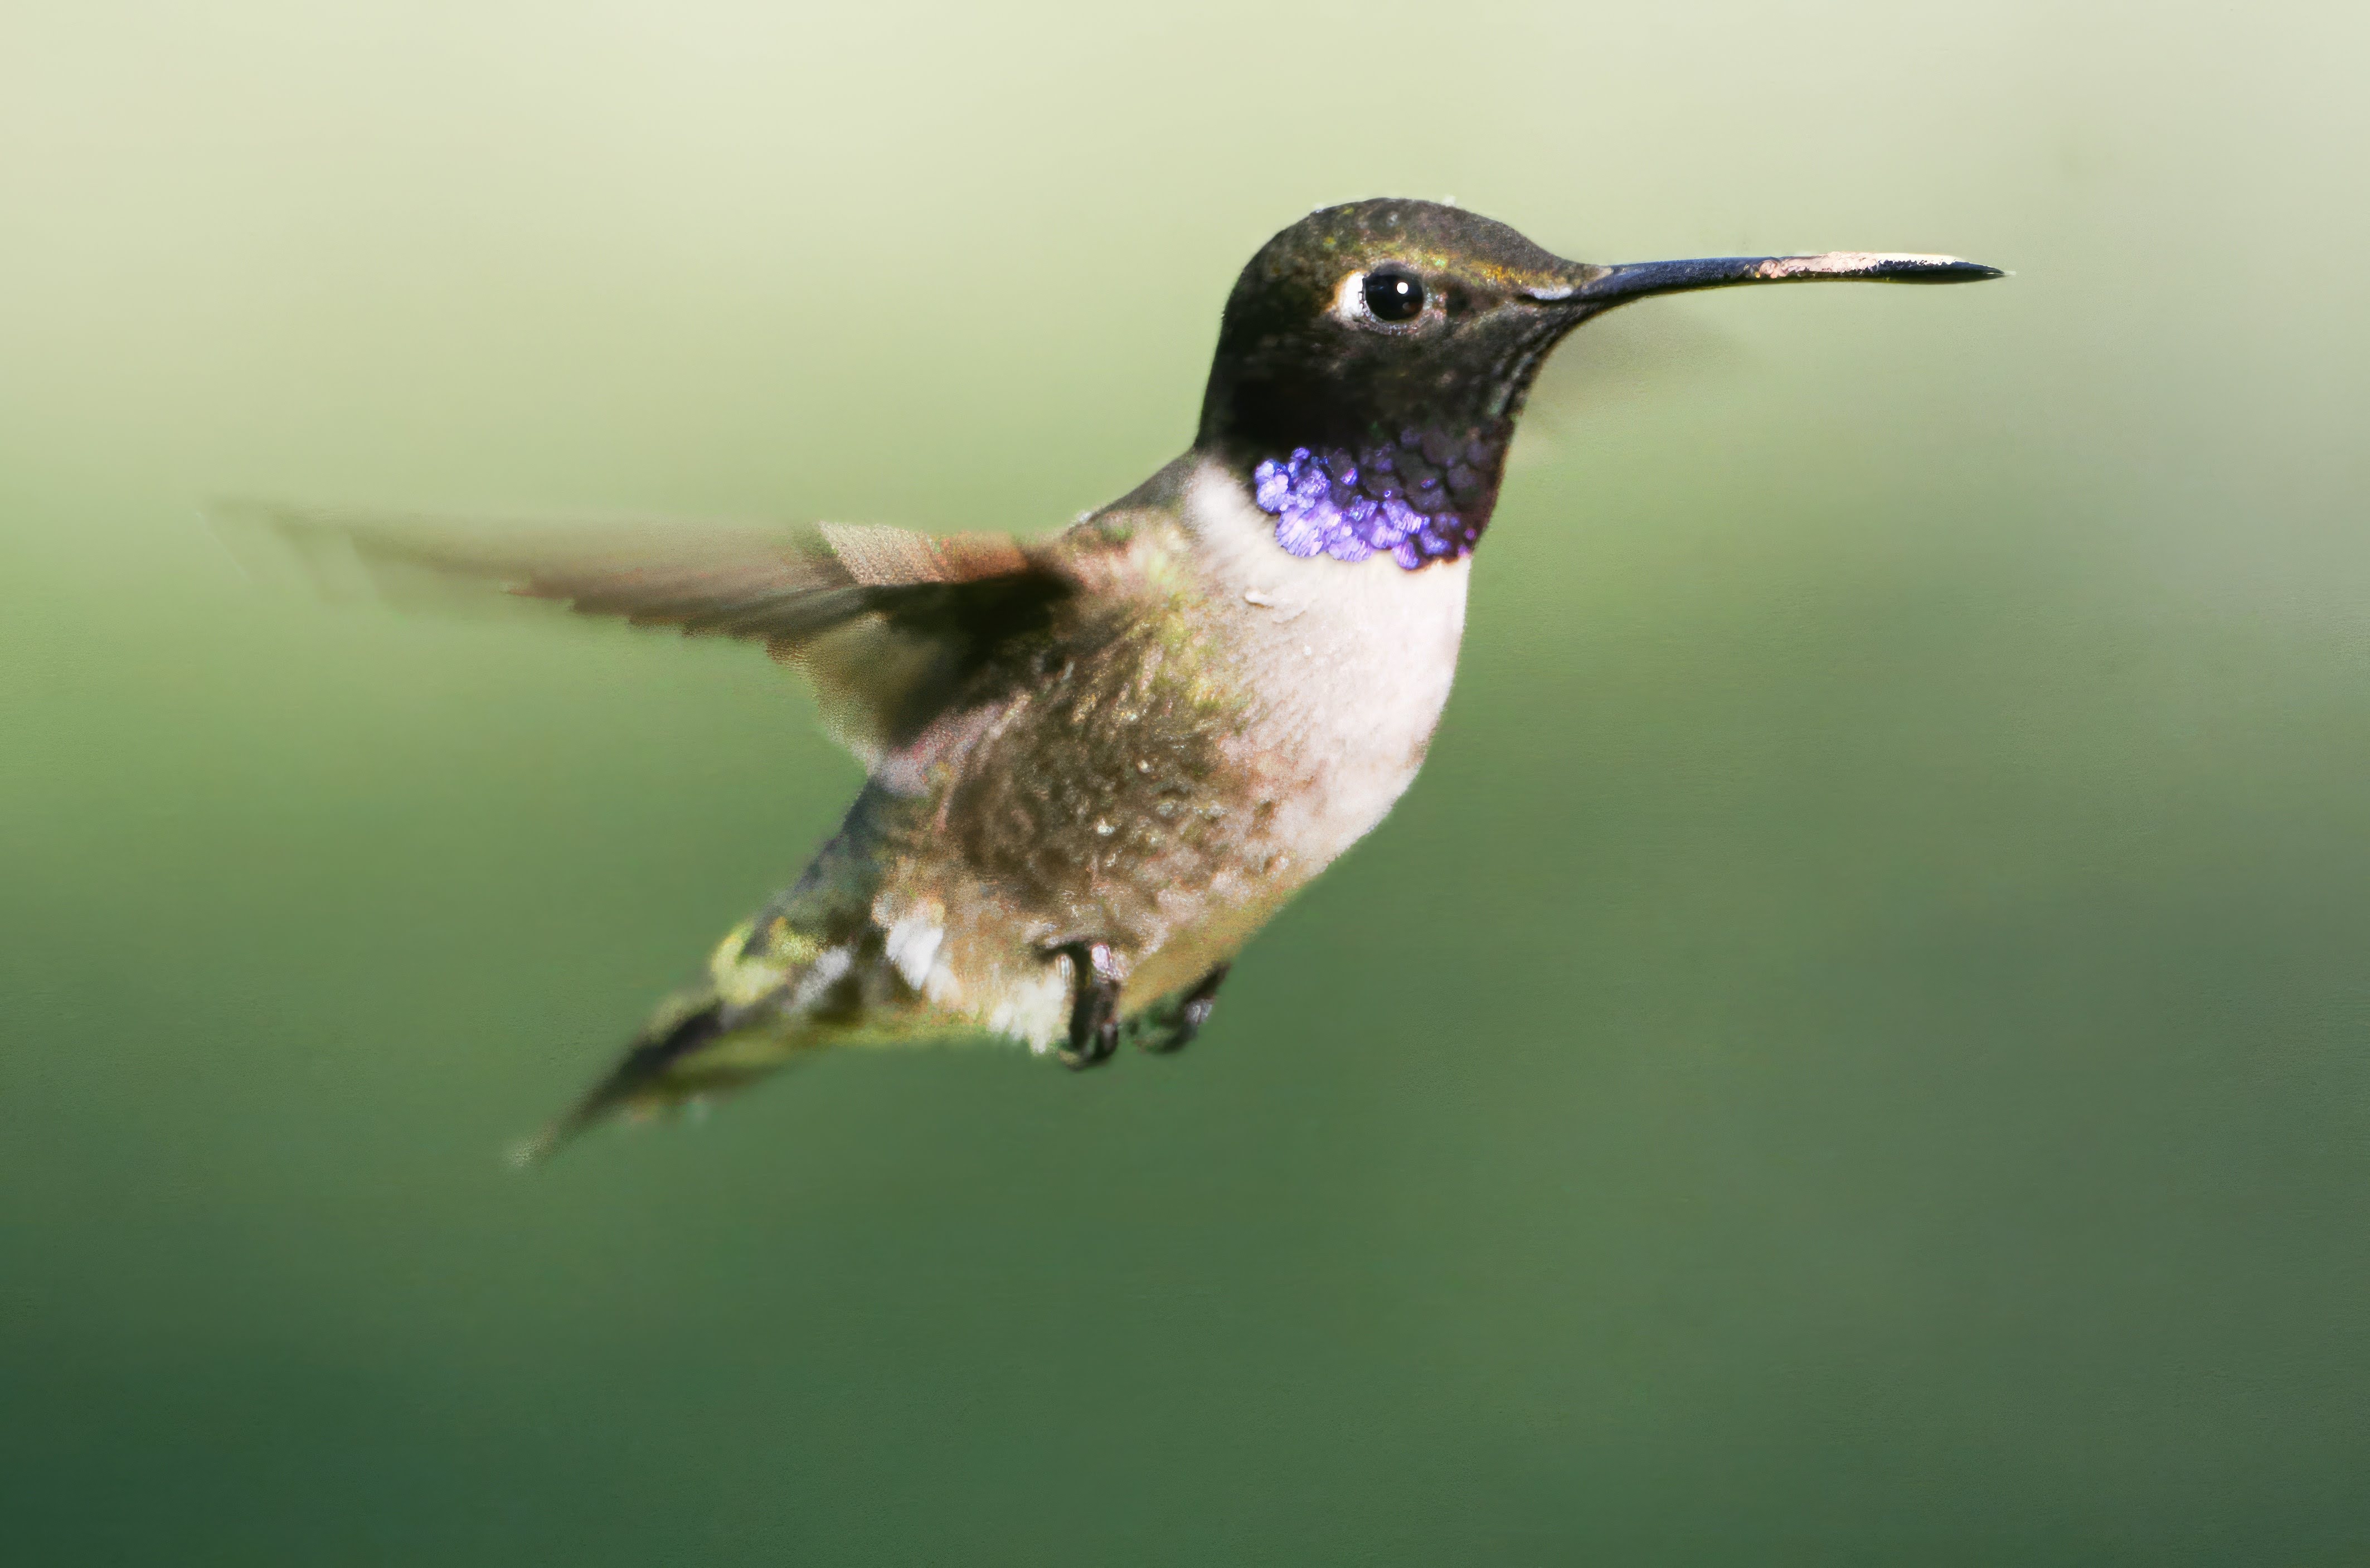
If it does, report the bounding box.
[1196,198,1998,568]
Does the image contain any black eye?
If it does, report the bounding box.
[1362,268,1426,323]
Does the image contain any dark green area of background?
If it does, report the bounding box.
[4,3,2366,1561]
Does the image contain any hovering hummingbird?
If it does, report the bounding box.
[237,199,1998,1158]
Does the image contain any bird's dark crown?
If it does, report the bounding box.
[1198,200,1586,457]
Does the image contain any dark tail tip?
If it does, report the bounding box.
[507,1002,734,1168]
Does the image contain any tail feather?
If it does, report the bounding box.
[511,1001,745,1166]
[508,790,916,1167]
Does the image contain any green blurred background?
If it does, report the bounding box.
[4,2,2366,1561]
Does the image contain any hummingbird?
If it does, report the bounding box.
[237,199,1998,1158]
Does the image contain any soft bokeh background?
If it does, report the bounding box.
[4,2,2366,1561]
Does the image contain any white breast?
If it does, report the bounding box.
[1181,460,1471,875]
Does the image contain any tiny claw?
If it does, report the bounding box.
[1137,962,1231,1056]
[1050,940,1125,1069]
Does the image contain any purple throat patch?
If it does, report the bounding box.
[1250,430,1499,569]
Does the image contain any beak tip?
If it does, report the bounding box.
[1770,253,2007,285]
[1910,258,2007,284]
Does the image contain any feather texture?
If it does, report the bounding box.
[213,500,1078,773]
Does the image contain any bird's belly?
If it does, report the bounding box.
[1116,496,1473,1002]
[1086,658,1454,1013]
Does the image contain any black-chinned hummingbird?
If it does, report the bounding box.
[237,199,1999,1158]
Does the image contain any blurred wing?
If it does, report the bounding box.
[215,501,1076,773]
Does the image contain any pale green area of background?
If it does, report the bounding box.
[4,2,2367,1561]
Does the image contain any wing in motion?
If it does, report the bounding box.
[214,501,1080,775]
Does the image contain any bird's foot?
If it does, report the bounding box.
[1134,962,1231,1055]
[1050,941,1124,1070]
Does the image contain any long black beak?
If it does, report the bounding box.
[1533,251,2003,307]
